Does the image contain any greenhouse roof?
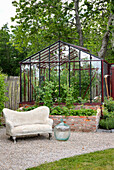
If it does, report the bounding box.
[20,40,101,69]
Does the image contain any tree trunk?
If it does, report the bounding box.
[74,0,83,46]
[98,14,114,59]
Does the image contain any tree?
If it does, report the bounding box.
[11,0,114,62]
[11,0,81,55]
[0,24,26,76]
[80,0,114,59]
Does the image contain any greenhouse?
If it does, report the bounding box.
[20,40,111,105]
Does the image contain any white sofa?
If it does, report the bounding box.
[3,106,53,143]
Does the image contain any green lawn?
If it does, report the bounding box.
[27,148,114,170]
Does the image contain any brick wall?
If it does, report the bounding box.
[49,107,101,132]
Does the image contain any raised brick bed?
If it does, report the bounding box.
[49,107,101,132]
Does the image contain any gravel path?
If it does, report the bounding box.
[0,127,114,170]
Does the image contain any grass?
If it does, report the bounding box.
[27,148,114,170]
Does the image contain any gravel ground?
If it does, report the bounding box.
[0,127,114,170]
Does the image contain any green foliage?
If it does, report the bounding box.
[0,24,26,76]
[102,97,114,119]
[99,118,114,130]
[22,106,37,111]
[21,104,97,117]
[81,0,113,59]
[63,85,75,109]
[75,97,87,105]
[51,106,64,115]
[0,72,8,114]
[99,97,114,129]
[42,81,54,108]
[50,106,97,116]
[11,0,113,62]
[34,62,97,106]
[17,105,38,112]
[35,81,54,108]
[27,149,114,170]
[35,87,44,105]
[0,71,8,125]
[104,97,114,113]
[11,0,76,55]
[71,109,96,116]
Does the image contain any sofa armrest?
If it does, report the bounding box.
[46,118,53,126]
[6,120,14,136]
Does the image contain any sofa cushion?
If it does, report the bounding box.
[11,124,52,136]
[3,106,49,127]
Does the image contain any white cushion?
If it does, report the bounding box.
[11,124,52,136]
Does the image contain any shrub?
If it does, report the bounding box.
[99,118,114,130]
[0,72,8,125]
[99,97,114,130]
[104,97,114,113]
[0,73,8,112]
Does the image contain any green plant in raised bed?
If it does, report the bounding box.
[56,97,62,105]
[51,106,63,115]
[35,87,44,106]
[42,81,54,108]
[18,105,97,117]
[62,106,69,116]
[17,105,38,112]
[64,85,75,109]
[35,80,54,108]
[51,106,70,116]
[70,109,97,116]
[50,107,97,117]
[23,105,37,111]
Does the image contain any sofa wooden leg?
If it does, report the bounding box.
[49,133,52,140]
[12,136,16,144]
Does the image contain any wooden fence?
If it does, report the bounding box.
[4,76,20,110]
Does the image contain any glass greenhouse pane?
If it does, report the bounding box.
[91,55,100,61]
[80,51,90,60]
[91,60,101,103]
[103,62,108,98]
[80,61,90,102]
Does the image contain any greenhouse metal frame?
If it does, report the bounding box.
[20,40,112,105]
